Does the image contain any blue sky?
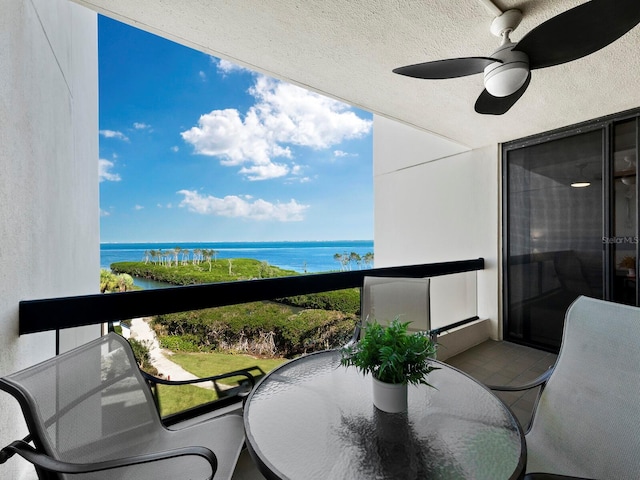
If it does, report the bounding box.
[98,16,373,243]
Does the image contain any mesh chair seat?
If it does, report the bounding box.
[492,296,640,479]
[0,333,245,480]
[525,296,640,479]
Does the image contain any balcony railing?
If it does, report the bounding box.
[19,258,484,336]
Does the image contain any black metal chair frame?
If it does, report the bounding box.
[0,333,258,479]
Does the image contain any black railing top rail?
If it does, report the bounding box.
[19,258,484,335]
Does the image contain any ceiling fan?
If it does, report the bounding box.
[392,0,640,115]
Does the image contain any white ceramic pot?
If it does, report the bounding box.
[372,377,408,413]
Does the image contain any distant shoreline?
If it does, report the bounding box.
[100,240,374,247]
[101,240,374,274]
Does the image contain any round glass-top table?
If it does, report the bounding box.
[244,350,525,480]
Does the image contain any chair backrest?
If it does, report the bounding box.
[0,333,162,471]
[361,276,431,334]
[526,296,640,478]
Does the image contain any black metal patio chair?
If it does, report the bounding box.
[0,332,255,479]
[488,296,640,480]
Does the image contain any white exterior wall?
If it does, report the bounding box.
[0,1,99,477]
[373,115,500,346]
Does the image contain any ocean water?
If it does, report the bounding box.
[101,240,374,274]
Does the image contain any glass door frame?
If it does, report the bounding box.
[502,107,640,352]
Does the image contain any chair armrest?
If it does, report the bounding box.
[525,473,597,480]
[344,322,362,348]
[486,366,554,392]
[1,439,218,480]
[141,367,256,388]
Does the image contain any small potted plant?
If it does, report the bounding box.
[619,255,636,277]
[340,318,438,413]
[619,255,636,268]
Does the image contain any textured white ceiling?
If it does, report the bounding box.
[74,0,640,148]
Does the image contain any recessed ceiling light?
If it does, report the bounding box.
[570,182,591,188]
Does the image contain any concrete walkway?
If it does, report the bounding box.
[128,318,214,389]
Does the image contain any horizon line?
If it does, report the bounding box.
[100,239,374,245]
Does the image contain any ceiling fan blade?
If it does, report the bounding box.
[474,72,531,115]
[393,57,500,79]
[514,0,640,70]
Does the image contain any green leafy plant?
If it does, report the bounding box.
[340,318,438,386]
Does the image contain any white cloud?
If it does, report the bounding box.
[99,159,121,182]
[199,71,207,81]
[181,76,371,181]
[100,209,111,217]
[134,204,144,210]
[215,58,250,75]
[171,146,179,152]
[178,189,308,222]
[285,164,312,184]
[99,129,129,142]
[250,76,372,148]
[239,163,290,181]
[133,122,151,130]
[182,109,291,172]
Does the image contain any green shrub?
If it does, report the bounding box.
[158,334,205,352]
[153,302,358,358]
[113,260,361,359]
[277,289,361,314]
[128,338,158,376]
[110,259,298,285]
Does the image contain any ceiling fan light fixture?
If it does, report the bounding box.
[483,46,529,97]
[484,62,530,97]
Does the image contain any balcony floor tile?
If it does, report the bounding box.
[445,340,557,429]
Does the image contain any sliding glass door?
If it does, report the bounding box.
[504,112,639,351]
[612,119,638,305]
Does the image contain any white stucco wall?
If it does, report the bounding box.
[373,115,500,344]
[0,0,99,477]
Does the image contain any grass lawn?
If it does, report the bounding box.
[170,351,287,382]
[156,384,219,417]
[156,352,287,417]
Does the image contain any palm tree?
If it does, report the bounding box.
[341,252,351,271]
[363,252,374,268]
[202,249,213,272]
[333,253,344,271]
[166,249,174,267]
[181,249,190,265]
[349,252,362,270]
[193,248,202,265]
[173,247,181,267]
[116,273,134,291]
[142,250,150,264]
